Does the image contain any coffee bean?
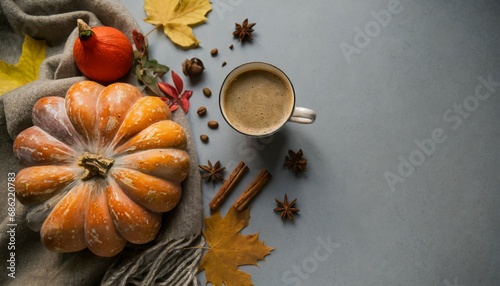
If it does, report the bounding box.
[203,87,212,97]
[197,106,207,116]
[208,120,219,129]
[200,134,209,143]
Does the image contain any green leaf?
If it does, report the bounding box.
[0,35,46,96]
[145,80,162,97]
[133,50,142,60]
[154,63,169,74]
[142,74,156,84]
[134,64,143,80]
[144,59,159,69]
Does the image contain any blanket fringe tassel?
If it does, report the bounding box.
[101,234,204,286]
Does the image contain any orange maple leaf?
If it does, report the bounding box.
[199,207,273,286]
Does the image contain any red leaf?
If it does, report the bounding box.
[158,82,178,100]
[158,71,193,114]
[169,104,179,112]
[132,29,146,53]
[158,95,176,111]
[182,90,193,100]
[178,90,193,113]
[171,70,183,94]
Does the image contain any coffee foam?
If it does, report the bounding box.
[222,69,294,136]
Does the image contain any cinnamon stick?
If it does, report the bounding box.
[233,169,271,211]
[209,161,248,211]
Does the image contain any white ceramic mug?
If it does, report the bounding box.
[219,62,316,137]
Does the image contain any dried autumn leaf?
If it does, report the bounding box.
[171,68,183,93]
[0,35,46,96]
[199,206,273,286]
[158,70,193,113]
[144,0,212,48]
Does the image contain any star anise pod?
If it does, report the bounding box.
[233,18,256,42]
[274,194,300,222]
[284,149,307,175]
[198,160,225,184]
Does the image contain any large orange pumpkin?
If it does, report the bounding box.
[13,81,190,257]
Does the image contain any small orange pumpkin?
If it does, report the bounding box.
[13,81,190,257]
[73,19,133,82]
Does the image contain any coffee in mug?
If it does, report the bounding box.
[220,62,316,137]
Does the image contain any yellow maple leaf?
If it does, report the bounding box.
[0,35,46,96]
[144,0,211,48]
[199,207,274,286]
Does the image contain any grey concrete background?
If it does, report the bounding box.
[121,0,500,285]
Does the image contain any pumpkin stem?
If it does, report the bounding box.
[78,152,114,181]
[77,19,93,41]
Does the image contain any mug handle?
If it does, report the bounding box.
[289,107,316,124]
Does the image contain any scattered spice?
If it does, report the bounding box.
[274,194,300,222]
[208,120,219,129]
[203,87,212,97]
[210,48,218,56]
[209,161,248,210]
[284,149,307,175]
[222,61,227,67]
[197,106,207,116]
[233,19,256,42]
[199,160,225,184]
[181,57,204,77]
[233,169,271,211]
[200,134,209,143]
[229,44,234,50]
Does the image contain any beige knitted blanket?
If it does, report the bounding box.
[0,0,203,285]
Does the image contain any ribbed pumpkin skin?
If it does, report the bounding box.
[13,81,190,257]
[73,26,133,82]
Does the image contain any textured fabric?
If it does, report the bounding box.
[0,0,202,285]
